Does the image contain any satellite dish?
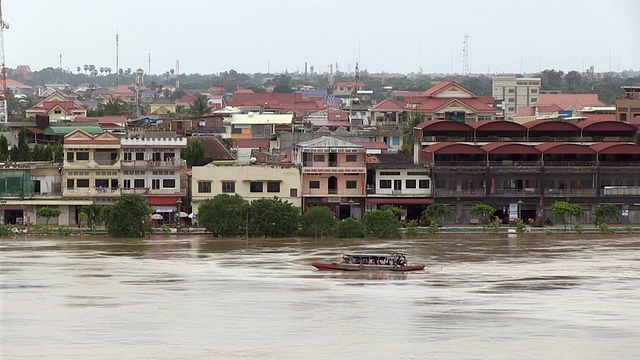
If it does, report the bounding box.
[250,157,257,164]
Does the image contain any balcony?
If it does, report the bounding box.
[121,188,187,195]
[434,189,486,197]
[95,159,119,166]
[491,188,540,196]
[121,159,186,168]
[545,188,597,196]
[603,186,640,196]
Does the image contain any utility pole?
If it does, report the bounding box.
[0,0,9,124]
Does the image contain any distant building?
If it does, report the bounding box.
[492,75,541,119]
[616,86,640,121]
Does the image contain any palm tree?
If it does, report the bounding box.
[76,66,81,74]
[190,94,212,117]
[422,203,452,226]
[100,97,132,116]
[83,64,89,74]
[100,67,105,75]
[401,112,426,153]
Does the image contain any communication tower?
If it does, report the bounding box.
[175,60,180,89]
[0,0,9,124]
[463,34,470,75]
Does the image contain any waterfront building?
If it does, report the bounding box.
[293,136,366,219]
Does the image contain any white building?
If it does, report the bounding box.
[492,75,541,119]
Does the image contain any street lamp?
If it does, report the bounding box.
[176,199,182,227]
[135,68,144,118]
[517,199,523,220]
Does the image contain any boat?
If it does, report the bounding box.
[312,252,425,272]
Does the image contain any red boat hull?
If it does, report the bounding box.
[312,262,425,272]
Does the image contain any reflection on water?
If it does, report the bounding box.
[1,234,640,360]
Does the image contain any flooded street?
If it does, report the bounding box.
[1,234,639,359]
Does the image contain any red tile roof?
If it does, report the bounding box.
[371,99,406,111]
[354,141,388,150]
[112,85,133,94]
[233,139,270,148]
[534,94,606,110]
[416,97,494,112]
[328,111,350,121]
[6,79,32,88]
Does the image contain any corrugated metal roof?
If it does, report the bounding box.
[44,126,104,135]
[296,136,363,149]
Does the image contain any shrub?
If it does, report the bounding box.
[622,226,633,234]
[363,210,402,238]
[334,218,366,238]
[598,222,615,234]
[160,224,171,234]
[301,206,337,237]
[515,220,526,234]
[545,229,556,236]
[405,219,420,236]
[56,225,73,236]
[489,219,501,235]
[572,223,583,234]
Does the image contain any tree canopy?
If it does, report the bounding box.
[551,201,584,231]
[247,197,300,237]
[36,207,61,225]
[197,194,247,237]
[101,195,152,237]
[422,203,452,225]
[300,206,337,237]
[181,139,212,167]
[363,209,401,238]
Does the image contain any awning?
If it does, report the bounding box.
[367,198,435,205]
[152,207,175,213]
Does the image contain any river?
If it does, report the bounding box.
[1,233,639,359]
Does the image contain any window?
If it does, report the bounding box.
[111,179,118,188]
[163,152,175,161]
[508,98,515,103]
[392,136,400,146]
[250,181,264,192]
[163,179,175,188]
[508,107,515,112]
[124,152,132,161]
[508,89,515,94]
[380,171,400,176]
[76,152,89,161]
[123,179,131,188]
[531,89,538,94]
[67,179,74,189]
[134,179,145,188]
[177,122,183,129]
[531,98,538,102]
[313,154,325,162]
[66,152,74,162]
[222,181,235,193]
[77,179,90,188]
[152,179,160,190]
[54,109,62,114]
[379,180,392,189]
[136,152,145,160]
[419,179,430,189]
[406,179,416,188]
[95,179,109,188]
[290,188,298,197]
[346,181,357,189]
[309,181,320,189]
[346,154,357,162]
[267,181,280,193]
[394,180,402,190]
[198,181,212,193]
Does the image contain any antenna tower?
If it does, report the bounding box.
[175,60,180,89]
[115,32,119,86]
[0,0,9,124]
[327,64,335,105]
[463,34,470,75]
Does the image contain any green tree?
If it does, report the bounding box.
[0,134,9,161]
[248,197,300,237]
[189,94,212,117]
[78,212,88,234]
[334,218,366,238]
[54,143,64,163]
[272,74,293,93]
[198,194,247,237]
[380,205,404,219]
[99,98,133,116]
[551,201,584,231]
[363,210,401,238]
[43,144,54,161]
[16,126,31,161]
[300,206,337,237]
[470,203,496,231]
[422,203,452,226]
[401,112,426,153]
[594,204,620,225]
[80,204,102,229]
[182,139,212,167]
[101,195,152,237]
[36,207,61,225]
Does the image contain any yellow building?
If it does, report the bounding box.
[149,98,177,115]
[191,163,302,215]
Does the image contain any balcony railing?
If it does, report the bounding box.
[121,188,187,195]
[603,186,640,195]
[94,159,119,166]
[491,188,540,196]
[434,189,486,196]
[544,188,597,196]
[121,159,186,167]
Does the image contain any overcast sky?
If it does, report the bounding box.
[6,0,639,76]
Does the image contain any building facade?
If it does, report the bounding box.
[293,136,366,219]
[492,75,541,119]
